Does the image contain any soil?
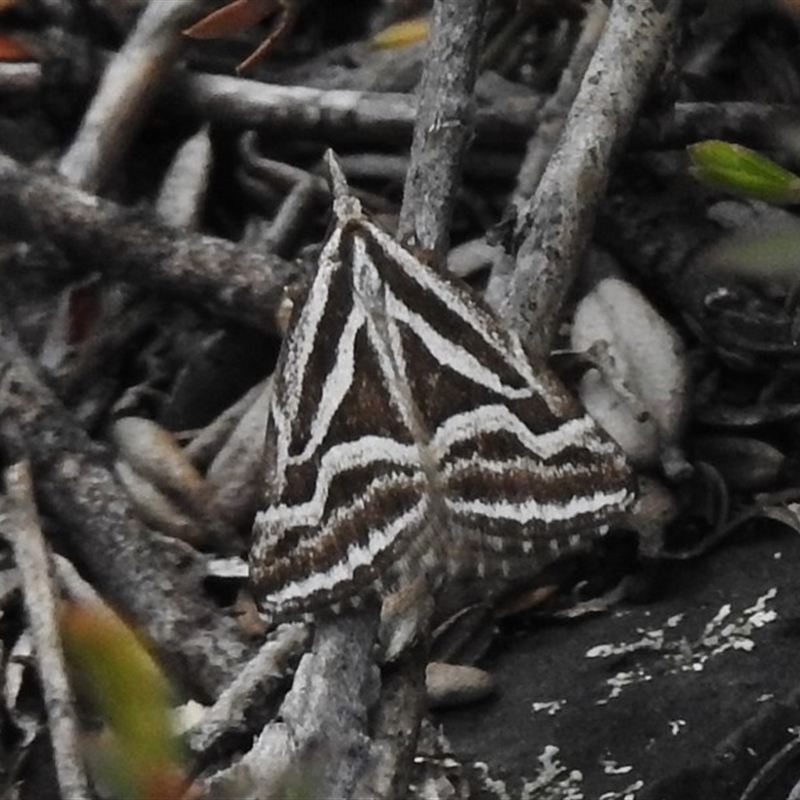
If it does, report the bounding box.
[440,529,800,800]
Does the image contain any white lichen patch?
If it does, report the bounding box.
[532,699,567,716]
[668,719,686,735]
[585,628,666,659]
[472,747,585,800]
[473,747,645,800]
[599,780,645,800]
[520,746,584,800]
[585,589,778,703]
[601,758,633,775]
[472,761,513,800]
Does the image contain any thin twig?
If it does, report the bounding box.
[2,461,92,800]
[397,0,488,260]
[632,101,798,149]
[186,379,269,469]
[484,0,609,310]
[355,3,490,798]
[156,125,214,230]
[187,622,311,764]
[494,0,682,360]
[203,611,380,799]
[1,49,541,147]
[175,69,539,146]
[58,0,201,192]
[0,62,41,94]
[513,0,609,203]
[263,173,320,257]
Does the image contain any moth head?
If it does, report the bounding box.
[324,149,362,223]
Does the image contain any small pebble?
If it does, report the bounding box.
[425,662,496,709]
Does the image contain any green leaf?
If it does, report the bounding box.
[61,604,188,800]
[688,140,800,204]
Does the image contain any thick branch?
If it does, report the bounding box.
[0,308,253,701]
[0,152,298,335]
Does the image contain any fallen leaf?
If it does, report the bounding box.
[0,32,35,61]
[184,0,279,40]
[372,16,429,48]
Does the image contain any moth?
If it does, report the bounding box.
[250,151,635,620]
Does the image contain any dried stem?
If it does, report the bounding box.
[203,611,380,798]
[187,622,311,764]
[495,0,682,359]
[397,0,488,260]
[174,69,538,146]
[361,2,488,797]
[58,0,201,192]
[1,461,92,800]
[1,52,541,146]
[512,0,610,203]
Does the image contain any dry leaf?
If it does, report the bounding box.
[184,0,299,72]
[0,32,35,62]
[371,16,429,48]
[571,277,690,474]
[184,0,279,39]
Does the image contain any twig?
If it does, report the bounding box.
[0,151,299,336]
[238,136,397,214]
[0,306,253,702]
[53,553,111,607]
[513,0,609,203]
[58,0,201,192]
[174,69,539,146]
[206,378,272,532]
[0,62,41,94]
[353,3,489,798]
[352,646,428,799]
[185,378,269,469]
[186,622,311,764]
[263,173,320,257]
[632,101,799,149]
[494,0,682,359]
[203,611,380,799]
[230,5,490,795]
[397,0,488,260]
[275,612,380,798]
[0,49,541,147]
[484,0,609,309]
[156,125,213,230]
[2,461,92,800]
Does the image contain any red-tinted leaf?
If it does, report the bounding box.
[0,32,35,61]
[183,0,278,40]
